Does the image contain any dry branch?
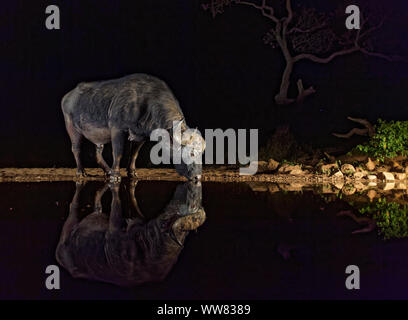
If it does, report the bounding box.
[333,116,375,139]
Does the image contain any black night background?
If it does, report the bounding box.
[2,0,407,166]
[1,0,408,303]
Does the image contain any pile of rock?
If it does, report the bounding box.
[318,157,407,186]
[249,156,408,187]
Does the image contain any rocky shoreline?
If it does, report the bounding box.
[0,157,407,187]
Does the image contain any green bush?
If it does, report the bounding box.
[355,119,408,162]
[359,198,408,240]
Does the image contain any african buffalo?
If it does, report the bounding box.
[55,180,205,287]
[61,73,205,181]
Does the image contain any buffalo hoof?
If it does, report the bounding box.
[76,170,87,179]
[127,170,138,178]
[95,205,102,214]
[109,173,121,183]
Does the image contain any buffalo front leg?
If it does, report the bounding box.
[109,128,126,182]
[95,144,110,175]
[127,141,145,178]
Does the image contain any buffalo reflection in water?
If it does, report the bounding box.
[56,181,205,287]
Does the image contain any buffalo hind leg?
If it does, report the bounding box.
[65,118,86,177]
[109,128,125,182]
[95,144,110,175]
[127,141,145,178]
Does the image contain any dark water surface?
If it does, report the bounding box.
[1,181,408,300]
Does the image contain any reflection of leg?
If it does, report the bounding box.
[128,141,145,178]
[56,181,86,275]
[108,183,124,233]
[129,180,144,218]
[94,183,109,214]
[60,182,85,244]
[95,144,110,174]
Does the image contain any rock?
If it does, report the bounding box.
[278,163,291,173]
[319,163,338,175]
[377,165,392,173]
[378,172,395,181]
[367,175,377,181]
[353,171,367,180]
[268,184,280,194]
[383,182,395,191]
[342,184,356,195]
[267,159,280,171]
[392,161,404,172]
[278,164,302,174]
[322,184,337,194]
[366,158,376,171]
[247,182,268,192]
[302,165,314,174]
[333,180,344,190]
[289,168,306,176]
[354,182,367,192]
[395,173,406,181]
[396,183,407,190]
[367,190,377,202]
[280,183,303,192]
[253,161,269,173]
[333,171,344,179]
[341,164,356,175]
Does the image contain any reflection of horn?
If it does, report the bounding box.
[168,228,184,247]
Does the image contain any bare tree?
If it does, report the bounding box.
[202,0,400,105]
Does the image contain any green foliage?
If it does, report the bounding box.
[355,119,408,162]
[359,198,408,240]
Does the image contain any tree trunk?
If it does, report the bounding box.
[296,79,316,104]
[275,60,295,105]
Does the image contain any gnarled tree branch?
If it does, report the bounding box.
[237,0,280,24]
[203,1,401,105]
[333,116,375,139]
